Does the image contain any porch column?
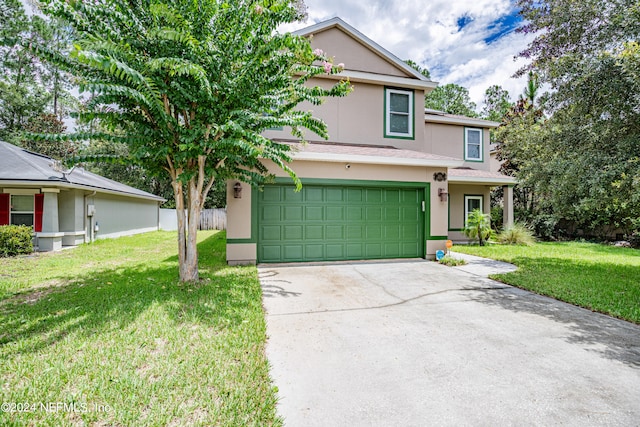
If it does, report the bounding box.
[37,188,64,251]
[503,185,514,228]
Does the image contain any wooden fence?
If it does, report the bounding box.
[199,208,227,230]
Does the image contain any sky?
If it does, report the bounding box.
[281,0,536,112]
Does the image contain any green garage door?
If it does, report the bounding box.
[258,184,425,263]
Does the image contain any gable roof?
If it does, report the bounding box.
[294,17,437,91]
[0,141,164,201]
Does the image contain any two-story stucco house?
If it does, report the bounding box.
[226,17,515,264]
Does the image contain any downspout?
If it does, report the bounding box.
[84,190,96,243]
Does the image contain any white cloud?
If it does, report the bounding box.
[286,0,536,109]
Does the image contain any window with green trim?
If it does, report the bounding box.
[464,195,483,226]
[465,127,483,161]
[385,88,414,138]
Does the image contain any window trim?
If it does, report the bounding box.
[464,194,484,226]
[384,87,414,139]
[464,127,483,162]
[10,194,35,227]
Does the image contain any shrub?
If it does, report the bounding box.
[0,225,34,257]
[626,231,640,249]
[464,209,492,246]
[531,214,558,240]
[491,206,504,232]
[497,223,536,245]
[439,255,467,266]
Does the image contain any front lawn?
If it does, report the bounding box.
[453,242,640,324]
[0,231,280,426]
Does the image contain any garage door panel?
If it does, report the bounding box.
[284,188,303,202]
[305,206,323,221]
[326,225,344,240]
[366,188,382,203]
[284,206,303,221]
[284,225,303,240]
[347,188,363,202]
[347,243,364,258]
[262,225,281,241]
[326,206,345,221]
[262,245,282,262]
[306,187,324,202]
[326,244,345,259]
[305,225,324,240]
[366,206,382,220]
[258,184,425,263]
[346,225,363,239]
[262,205,281,221]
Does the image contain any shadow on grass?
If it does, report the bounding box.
[0,232,256,357]
[470,257,640,368]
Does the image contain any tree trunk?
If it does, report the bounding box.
[182,178,201,282]
[173,179,189,281]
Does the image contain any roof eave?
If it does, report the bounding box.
[425,114,501,128]
[320,70,437,91]
[448,176,517,185]
[0,179,166,202]
[290,152,464,168]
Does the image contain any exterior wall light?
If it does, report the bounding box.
[438,188,448,202]
[233,182,243,199]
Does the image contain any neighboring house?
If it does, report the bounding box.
[0,140,165,251]
[226,17,515,264]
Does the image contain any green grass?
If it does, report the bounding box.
[453,242,640,324]
[0,231,281,426]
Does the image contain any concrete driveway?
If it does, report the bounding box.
[259,259,640,426]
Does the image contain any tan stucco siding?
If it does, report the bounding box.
[310,28,413,78]
[226,180,253,240]
[448,184,491,233]
[425,123,491,171]
[264,80,426,150]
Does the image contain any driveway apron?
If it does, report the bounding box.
[259,260,640,427]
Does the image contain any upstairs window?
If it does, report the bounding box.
[465,127,483,161]
[385,88,414,139]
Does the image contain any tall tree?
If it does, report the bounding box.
[34,0,351,282]
[481,85,512,122]
[515,0,640,236]
[424,83,478,117]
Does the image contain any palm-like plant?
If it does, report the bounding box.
[464,209,492,246]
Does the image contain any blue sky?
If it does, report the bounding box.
[283,0,535,110]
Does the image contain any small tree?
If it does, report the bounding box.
[464,209,491,246]
[33,0,351,282]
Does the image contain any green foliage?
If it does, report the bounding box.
[0,1,75,143]
[464,209,492,246]
[425,83,478,117]
[438,254,467,266]
[33,0,352,281]
[20,113,73,159]
[530,214,558,241]
[0,225,33,257]
[512,0,640,237]
[404,59,431,79]
[497,223,535,245]
[490,205,504,232]
[482,85,512,122]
